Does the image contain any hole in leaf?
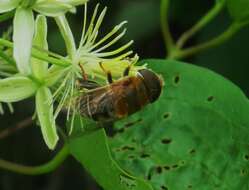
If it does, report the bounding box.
[140,153,150,159]
[156,166,163,174]
[214,184,220,188]
[147,173,152,181]
[124,118,143,128]
[131,138,137,143]
[121,146,135,151]
[188,185,193,189]
[117,128,125,133]
[189,149,196,154]
[114,148,121,152]
[128,155,135,159]
[172,164,179,169]
[163,112,171,119]
[244,154,249,161]
[161,185,168,190]
[207,96,214,102]
[119,175,136,188]
[164,166,170,171]
[174,75,180,84]
[180,160,186,166]
[241,169,247,176]
[161,138,172,144]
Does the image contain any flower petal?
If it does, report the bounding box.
[31,15,48,80]
[36,86,59,150]
[57,0,88,6]
[13,7,34,75]
[55,15,76,59]
[33,2,73,17]
[0,0,20,14]
[0,76,37,102]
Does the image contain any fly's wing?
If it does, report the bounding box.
[77,87,115,120]
[77,79,101,90]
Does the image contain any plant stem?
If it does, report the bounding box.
[32,48,70,67]
[0,144,69,175]
[160,0,175,55]
[0,51,16,65]
[0,117,33,139]
[176,1,225,49]
[0,64,17,76]
[0,39,70,67]
[170,22,245,59]
[0,11,15,22]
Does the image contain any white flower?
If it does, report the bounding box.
[53,3,144,133]
[0,0,88,75]
[74,4,141,79]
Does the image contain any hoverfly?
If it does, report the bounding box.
[76,62,163,121]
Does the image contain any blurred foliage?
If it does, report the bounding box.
[0,0,249,190]
[227,0,249,22]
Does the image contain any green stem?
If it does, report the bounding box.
[176,1,225,49]
[0,39,70,67]
[0,62,17,75]
[0,11,15,22]
[170,22,245,59]
[160,0,175,55]
[0,144,69,175]
[0,51,16,65]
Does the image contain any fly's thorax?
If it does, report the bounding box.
[111,76,150,117]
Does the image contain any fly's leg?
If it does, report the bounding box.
[99,62,113,84]
[123,65,131,77]
[123,57,136,77]
[78,63,100,90]
[79,63,88,81]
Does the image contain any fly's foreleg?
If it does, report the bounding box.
[99,62,113,84]
[78,63,100,90]
[123,57,136,77]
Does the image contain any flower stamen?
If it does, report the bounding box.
[93,40,134,57]
[89,21,128,51]
[93,29,127,53]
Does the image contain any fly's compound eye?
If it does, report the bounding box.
[138,69,163,103]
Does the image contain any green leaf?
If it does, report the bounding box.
[36,86,58,150]
[110,59,249,190]
[69,125,153,190]
[13,7,34,75]
[0,76,37,102]
[227,0,249,22]
[31,15,48,80]
[33,1,73,17]
[0,0,20,13]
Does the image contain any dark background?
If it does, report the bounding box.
[0,0,248,189]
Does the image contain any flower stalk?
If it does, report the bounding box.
[0,144,69,175]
